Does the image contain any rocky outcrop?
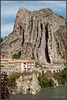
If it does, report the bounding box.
[1,8,66,65]
[9,72,41,95]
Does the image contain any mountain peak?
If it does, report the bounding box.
[1,8,66,65]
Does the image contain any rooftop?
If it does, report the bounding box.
[1,58,11,61]
[1,58,35,63]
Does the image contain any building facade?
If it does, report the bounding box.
[1,58,35,72]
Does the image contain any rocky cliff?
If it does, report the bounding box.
[1,8,66,65]
[9,72,41,95]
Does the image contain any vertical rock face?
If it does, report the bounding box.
[1,8,66,65]
[10,73,41,95]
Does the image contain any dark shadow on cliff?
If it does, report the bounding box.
[45,23,51,63]
[21,29,25,45]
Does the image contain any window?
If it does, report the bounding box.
[31,63,34,65]
[28,66,30,68]
[32,66,34,68]
[28,63,30,65]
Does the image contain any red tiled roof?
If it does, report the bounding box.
[27,59,35,62]
[1,58,11,61]
[15,59,35,63]
[1,58,35,63]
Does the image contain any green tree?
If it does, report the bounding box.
[12,54,19,59]
[19,50,21,57]
[38,71,55,88]
[54,68,66,85]
[12,50,21,59]
[42,70,44,76]
[38,72,42,81]
[49,79,54,87]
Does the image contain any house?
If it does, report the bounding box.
[14,59,35,72]
[1,58,35,72]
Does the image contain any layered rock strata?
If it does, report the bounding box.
[9,72,41,95]
[1,8,66,65]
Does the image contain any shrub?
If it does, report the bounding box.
[12,54,19,59]
[19,50,21,57]
[38,72,55,88]
[35,62,42,68]
[12,50,21,59]
[54,68,66,85]
[38,72,42,81]
[49,79,55,87]
[7,73,20,85]
[35,65,39,68]
[42,70,44,76]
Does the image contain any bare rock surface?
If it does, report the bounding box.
[10,73,41,95]
[1,8,66,65]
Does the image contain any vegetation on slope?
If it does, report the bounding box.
[12,50,21,59]
[38,70,55,88]
[54,68,66,85]
[7,73,20,87]
[38,68,66,88]
[35,62,42,68]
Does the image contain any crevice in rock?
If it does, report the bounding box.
[21,29,25,45]
[32,49,35,60]
[37,25,38,38]
[54,36,61,56]
[29,30,31,41]
[31,17,33,32]
[38,23,43,48]
[27,88,30,94]
[34,44,36,47]
[40,23,43,32]
[57,42,60,49]
[20,26,22,35]
[33,22,39,49]
[57,41,61,55]
[34,22,39,46]
[45,23,51,63]
[36,52,38,59]
[29,17,33,41]
[38,37,42,48]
